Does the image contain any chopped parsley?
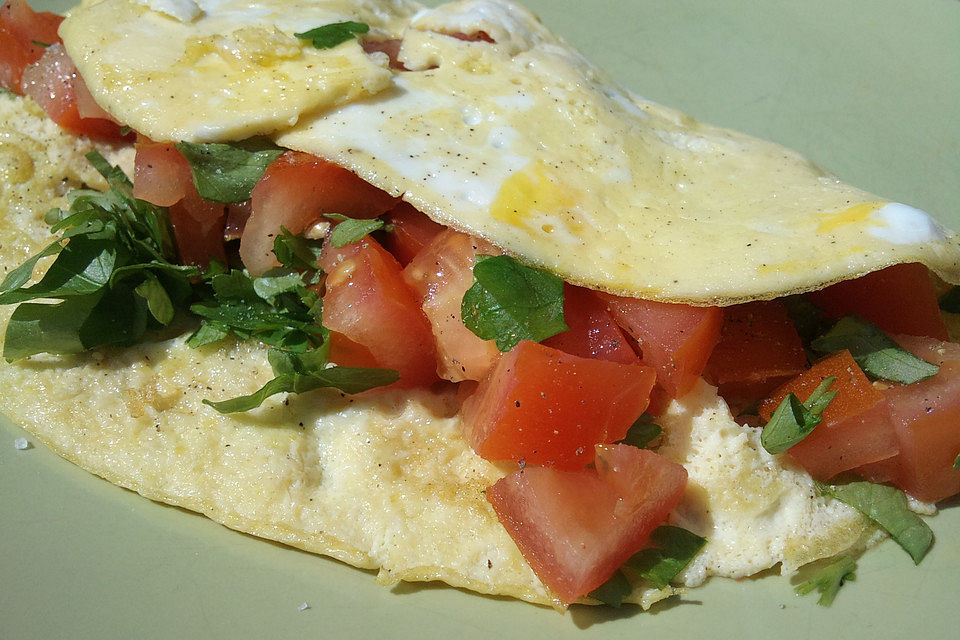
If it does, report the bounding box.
[295,22,369,49]
[617,413,662,449]
[795,555,856,606]
[175,140,284,204]
[324,213,388,247]
[760,376,836,455]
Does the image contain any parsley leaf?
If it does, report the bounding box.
[175,140,284,204]
[617,413,662,449]
[810,316,938,384]
[0,152,198,361]
[295,21,369,49]
[624,525,707,589]
[795,555,856,606]
[461,255,568,351]
[325,213,386,247]
[761,376,836,454]
[954,453,960,471]
[588,570,632,608]
[817,481,933,564]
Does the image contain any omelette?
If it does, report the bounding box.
[1,0,959,612]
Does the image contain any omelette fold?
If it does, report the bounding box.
[1,0,958,610]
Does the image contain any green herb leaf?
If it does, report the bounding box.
[175,140,284,204]
[817,481,933,564]
[30,40,50,48]
[810,316,939,384]
[761,376,836,454]
[623,525,707,589]
[119,125,133,136]
[325,214,386,247]
[939,286,960,313]
[588,570,632,607]
[295,21,369,49]
[273,228,322,272]
[134,273,175,325]
[795,555,856,606]
[954,453,960,471]
[0,87,16,97]
[203,365,399,413]
[461,255,568,352]
[617,413,662,449]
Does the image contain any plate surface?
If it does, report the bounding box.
[2,1,959,638]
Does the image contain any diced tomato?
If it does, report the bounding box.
[460,340,656,469]
[402,228,501,382]
[703,300,807,413]
[807,263,948,340]
[857,336,960,502]
[168,188,227,268]
[486,444,687,603]
[759,350,898,480]
[322,237,438,388]
[240,151,399,275]
[542,285,640,365]
[133,140,193,207]
[0,0,62,93]
[598,293,722,398]
[20,43,127,139]
[382,201,444,266]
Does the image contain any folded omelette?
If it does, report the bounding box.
[1,0,958,610]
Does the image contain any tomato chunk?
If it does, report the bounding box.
[542,285,640,365]
[598,293,722,398]
[322,237,438,388]
[807,263,948,340]
[402,228,501,382]
[486,444,687,603]
[460,340,656,469]
[382,202,444,266]
[858,336,960,502]
[703,300,807,413]
[20,43,126,139]
[0,0,62,93]
[133,140,193,207]
[760,350,898,480]
[241,151,399,275]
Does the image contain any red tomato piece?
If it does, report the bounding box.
[322,237,438,388]
[168,188,227,268]
[703,300,807,413]
[460,340,656,469]
[759,350,898,480]
[240,151,399,275]
[402,228,501,382]
[486,444,687,604]
[857,336,960,502]
[598,293,722,398]
[0,0,62,93]
[382,201,444,266]
[20,43,126,139]
[542,285,640,365]
[133,140,193,207]
[807,263,948,340]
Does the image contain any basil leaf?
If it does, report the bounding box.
[175,140,284,204]
[817,481,933,564]
[461,255,568,352]
[617,413,662,449]
[795,555,856,606]
[939,286,960,313]
[295,21,369,49]
[203,366,399,413]
[588,570,632,608]
[810,316,938,384]
[325,214,386,247]
[623,525,707,589]
[761,376,836,454]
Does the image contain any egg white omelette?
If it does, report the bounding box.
[1,0,958,614]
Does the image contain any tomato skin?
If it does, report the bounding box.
[486,444,687,604]
[807,263,948,341]
[598,293,722,398]
[460,340,656,469]
[703,300,807,413]
[241,151,398,275]
[542,285,640,365]
[20,43,127,139]
[322,237,438,388]
[857,336,960,502]
[760,350,898,480]
[382,201,444,266]
[402,228,501,382]
[0,0,62,92]
[133,140,193,207]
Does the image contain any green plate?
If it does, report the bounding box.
[3,1,958,638]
